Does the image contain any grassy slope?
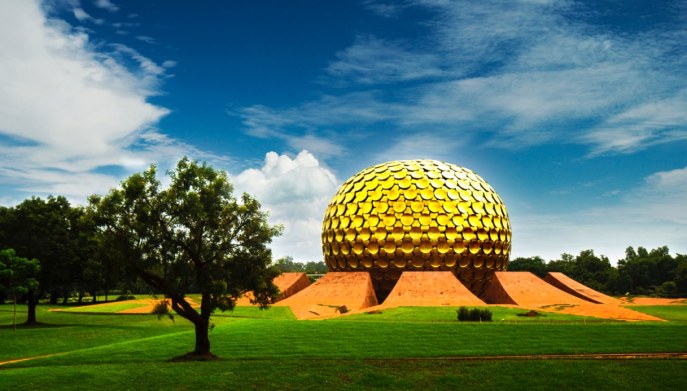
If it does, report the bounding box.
[2,304,686,390]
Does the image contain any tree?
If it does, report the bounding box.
[90,158,282,358]
[0,249,40,329]
[3,196,78,304]
[506,256,547,277]
[274,256,304,273]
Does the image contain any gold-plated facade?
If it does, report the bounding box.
[321,160,511,298]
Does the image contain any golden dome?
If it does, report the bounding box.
[321,160,511,299]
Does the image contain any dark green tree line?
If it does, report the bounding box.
[509,246,687,297]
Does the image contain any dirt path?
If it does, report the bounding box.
[3,352,685,367]
[0,353,58,367]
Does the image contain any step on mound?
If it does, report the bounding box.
[236,272,311,305]
[483,271,589,307]
[544,272,620,304]
[381,271,485,307]
[276,272,378,319]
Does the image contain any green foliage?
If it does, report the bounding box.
[507,256,547,277]
[274,257,327,274]
[151,300,175,323]
[0,249,40,327]
[89,157,282,356]
[457,306,492,321]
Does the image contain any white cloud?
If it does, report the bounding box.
[232,151,340,262]
[372,133,467,163]
[93,0,118,12]
[238,0,687,157]
[325,36,444,85]
[512,166,687,262]
[0,0,198,203]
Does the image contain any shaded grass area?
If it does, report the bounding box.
[2,359,687,390]
[340,306,606,323]
[626,305,687,322]
[2,304,687,390]
[58,301,149,313]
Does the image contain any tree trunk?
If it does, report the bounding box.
[25,291,37,325]
[49,291,58,305]
[193,318,211,355]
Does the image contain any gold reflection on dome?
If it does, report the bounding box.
[321,159,511,297]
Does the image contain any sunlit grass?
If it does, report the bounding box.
[2,304,686,390]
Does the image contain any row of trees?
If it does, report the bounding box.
[0,195,133,306]
[1,159,282,358]
[508,247,687,297]
[274,256,327,274]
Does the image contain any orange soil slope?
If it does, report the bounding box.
[119,298,199,314]
[619,297,687,305]
[381,271,485,307]
[236,272,311,305]
[275,272,378,319]
[483,272,589,307]
[553,303,664,321]
[544,272,620,304]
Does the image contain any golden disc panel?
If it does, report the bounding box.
[321,159,511,297]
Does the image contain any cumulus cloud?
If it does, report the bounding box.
[232,151,340,262]
[0,0,194,202]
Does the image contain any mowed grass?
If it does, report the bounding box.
[2,304,687,390]
[626,305,687,322]
[340,306,606,323]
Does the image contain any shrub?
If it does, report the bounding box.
[457,306,492,322]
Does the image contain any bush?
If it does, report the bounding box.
[116,294,136,301]
[457,306,492,322]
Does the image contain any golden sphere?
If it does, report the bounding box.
[321,160,511,299]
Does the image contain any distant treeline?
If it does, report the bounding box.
[1,195,686,303]
[509,248,687,297]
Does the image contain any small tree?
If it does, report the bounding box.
[0,249,40,329]
[90,158,282,359]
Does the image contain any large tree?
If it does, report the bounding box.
[90,158,282,358]
[2,196,78,304]
[0,249,40,328]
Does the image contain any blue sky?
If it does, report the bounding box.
[1,0,686,263]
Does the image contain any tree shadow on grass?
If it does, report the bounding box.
[0,322,76,330]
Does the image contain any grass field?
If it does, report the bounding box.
[2,303,687,390]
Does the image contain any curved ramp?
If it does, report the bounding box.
[236,272,311,305]
[274,272,311,301]
[544,272,620,304]
[276,272,378,319]
[483,272,588,307]
[382,271,485,307]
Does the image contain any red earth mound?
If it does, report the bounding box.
[236,272,311,305]
[381,271,485,307]
[275,272,378,319]
[483,272,589,307]
[544,272,620,304]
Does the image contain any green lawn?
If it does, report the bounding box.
[340,306,607,323]
[2,304,686,390]
[626,305,687,322]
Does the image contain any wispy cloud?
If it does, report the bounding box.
[0,0,200,203]
[324,35,444,85]
[93,0,118,13]
[512,165,687,261]
[238,0,687,158]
